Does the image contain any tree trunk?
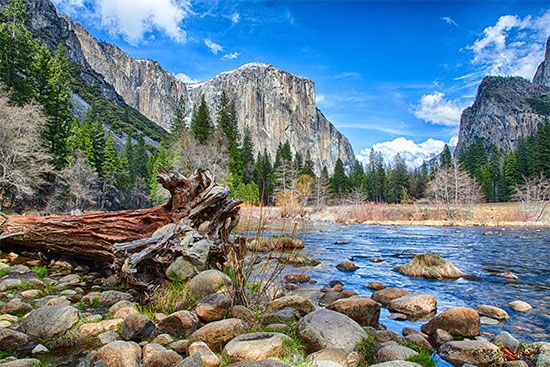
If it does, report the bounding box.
[0,169,241,280]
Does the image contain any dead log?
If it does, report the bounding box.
[0,169,241,287]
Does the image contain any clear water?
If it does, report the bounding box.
[272,224,550,343]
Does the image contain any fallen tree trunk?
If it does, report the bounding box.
[0,169,241,287]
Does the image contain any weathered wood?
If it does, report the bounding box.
[0,169,241,279]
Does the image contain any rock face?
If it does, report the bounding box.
[18,0,355,172]
[456,37,550,156]
[534,37,550,87]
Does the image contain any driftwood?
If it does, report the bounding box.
[0,169,241,288]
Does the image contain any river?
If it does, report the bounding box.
[267,224,550,347]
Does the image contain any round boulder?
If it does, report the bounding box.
[121,313,156,340]
[366,282,386,290]
[336,261,358,272]
[188,270,232,299]
[157,310,199,338]
[508,300,533,313]
[475,305,509,321]
[196,293,231,322]
[91,340,142,367]
[388,294,437,319]
[284,273,311,284]
[22,305,79,339]
[189,318,247,352]
[421,307,480,338]
[438,340,503,367]
[327,296,380,327]
[296,309,367,353]
[267,295,315,316]
[371,288,409,306]
[223,332,291,362]
[0,328,29,350]
[375,342,418,362]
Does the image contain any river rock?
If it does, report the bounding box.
[223,332,290,362]
[99,290,133,306]
[388,294,437,319]
[432,329,453,347]
[296,309,367,353]
[0,278,21,291]
[166,257,198,282]
[0,328,29,350]
[188,318,247,352]
[421,307,480,338]
[188,341,220,367]
[0,358,42,367]
[284,273,310,284]
[327,296,380,327]
[366,281,385,290]
[91,340,142,367]
[405,334,433,351]
[0,300,32,315]
[508,300,533,313]
[267,295,315,316]
[336,261,358,272]
[229,305,256,325]
[264,307,301,324]
[143,348,183,367]
[438,340,503,367]
[375,341,418,362]
[157,310,199,338]
[493,331,520,353]
[497,272,518,279]
[196,293,231,322]
[79,319,124,338]
[371,288,409,306]
[121,313,155,340]
[309,348,349,367]
[395,253,464,279]
[22,305,79,339]
[188,270,232,298]
[476,305,510,321]
[319,291,344,307]
[374,330,406,344]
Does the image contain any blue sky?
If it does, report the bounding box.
[52,0,550,166]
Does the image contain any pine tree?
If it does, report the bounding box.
[217,91,239,146]
[0,0,37,105]
[86,110,106,171]
[41,45,73,168]
[330,158,351,197]
[254,150,275,205]
[101,134,119,178]
[228,143,244,184]
[302,150,315,177]
[170,96,188,141]
[389,154,410,203]
[240,127,255,184]
[350,160,367,193]
[67,118,95,169]
[534,120,550,177]
[294,152,304,173]
[191,94,213,144]
[440,144,452,169]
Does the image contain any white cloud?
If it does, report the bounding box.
[334,72,362,80]
[230,12,240,24]
[442,16,459,27]
[221,52,239,60]
[467,10,550,79]
[316,94,326,104]
[414,92,464,126]
[204,39,223,54]
[174,72,198,83]
[356,137,451,168]
[53,0,190,45]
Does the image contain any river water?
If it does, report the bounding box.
[268,224,550,346]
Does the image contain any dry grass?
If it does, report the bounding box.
[240,202,548,227]
[395,253,464,279]
[145,280,197,314]
[246,236,305,252]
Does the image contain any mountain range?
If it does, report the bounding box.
[17,0,355,173]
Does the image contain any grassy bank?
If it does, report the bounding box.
[238,202,549,229]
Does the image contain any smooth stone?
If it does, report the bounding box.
[99,290,133,306]
[476,305,510,321]
[121,313,156,340]
[223,332,290,362]
[31,344,48,354]
[91,340,142,367]
[188,270,232,299]
[267,295,315,316]
[327,296,381,327]
[166,257,199,282]
[79,319,124,338]
[375,342,418,362]
[421,307,480,338]
[0,328,29,350]
[22,305,79,339]
[369,362,421,367]
[508,300,533,313]
[366,282,385,290]
[336,261,358,272]
[296,309,367,353]
[188,341,221,367]
[388,293,437,319]
[196,293,231,322]
[284,273,311,284]
[480,316,500,325]
[157,310,199,338]
[438,340,503,367]
[188,318,247,352]
[371,288,409,306]
[493,331,520,353]
[0,358,42,367]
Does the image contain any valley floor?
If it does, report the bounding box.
[238,202,550,230]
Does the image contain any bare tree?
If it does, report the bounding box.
[171,130,228,182]
[427,161,483,205]
[513,175,549,221]
[47,151,99,213]
[345,187,369,206]
[0,95,53,210]
[313,174,330,208]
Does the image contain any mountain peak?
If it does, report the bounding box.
[533,36,550,87]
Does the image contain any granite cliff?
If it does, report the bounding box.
[455,36,550,156]
[17,0,355,172]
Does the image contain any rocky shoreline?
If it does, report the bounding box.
[0,248,548,367]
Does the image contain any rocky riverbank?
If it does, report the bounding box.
[0,248,548,367]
